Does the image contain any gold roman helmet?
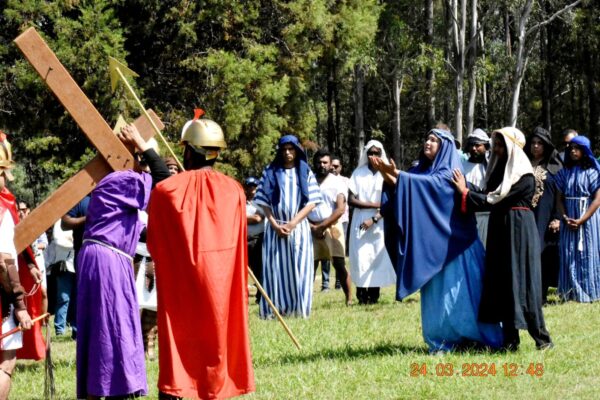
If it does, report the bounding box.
[181,109,227,153]
[0,131,14,181]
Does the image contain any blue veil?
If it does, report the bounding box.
[261,135,311,208]
[381,129,480,300]
[569,135,600,171]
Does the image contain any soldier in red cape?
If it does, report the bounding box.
[147,111,255,399]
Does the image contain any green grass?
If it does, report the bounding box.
[10,286,600,399]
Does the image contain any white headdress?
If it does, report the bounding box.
[484,127,533,204]
[357,140,389,168]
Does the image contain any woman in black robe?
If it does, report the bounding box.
[525,127,563,303]
[452,127,553,351]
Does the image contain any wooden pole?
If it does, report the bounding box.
[113,66,185,172]
[247,268,302,351]
[0,313,50,341]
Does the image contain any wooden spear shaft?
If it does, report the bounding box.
[0,313,50,341]
[113,66,185,172]
[247,268,302,351]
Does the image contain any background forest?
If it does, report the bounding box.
[0,0,598,205]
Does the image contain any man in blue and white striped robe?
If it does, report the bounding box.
[254,135,322,318]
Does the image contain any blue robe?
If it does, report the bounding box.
[382,129,502,351]
[255,136,322,319]
[555,166,600,302]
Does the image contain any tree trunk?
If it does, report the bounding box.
[393,72,404,166]
[333,59,341,154]
[583,42,599,148]
[425,0,436,128]
[480,26,489,129]
[466,0,478,136]
[327,68,335,151]
[443,1,453,124]
[508,0,533,127]
[354,63,365,161]
[507,0,582,127]
[504,7,511,57]
[540,0,554,131]
[452,0,467,142]
[578,78,586,130]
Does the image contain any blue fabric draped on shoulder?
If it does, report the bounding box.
[261,135,311,208]
[382,129,479,300]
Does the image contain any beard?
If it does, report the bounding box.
[316,167,329,177]
[468,152,486,163]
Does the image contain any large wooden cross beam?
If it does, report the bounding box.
[13,28,164,253]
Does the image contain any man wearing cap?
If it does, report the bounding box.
[462,128,490,188]
[244,176,264,304]
[0,132,33,399]
[461,128,491,245]
[147,110,255,399]
[163,157,181,176]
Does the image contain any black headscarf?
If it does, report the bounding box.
[525,127,563,175]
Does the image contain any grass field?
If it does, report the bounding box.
[10,284,600,399]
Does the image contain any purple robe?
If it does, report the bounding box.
[76,170,151,398]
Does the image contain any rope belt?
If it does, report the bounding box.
[565,196,589,252]
[510,206,530,211]
[82,239,134,262]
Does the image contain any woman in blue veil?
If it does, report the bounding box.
[372,129,503,352]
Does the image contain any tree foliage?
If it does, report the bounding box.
[0,0,596,204]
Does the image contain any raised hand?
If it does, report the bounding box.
[370,156,399,185]
[117,124,149,152]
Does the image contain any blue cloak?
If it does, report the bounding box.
[382,129,480,300]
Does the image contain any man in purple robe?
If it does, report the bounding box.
[76,127,169,399]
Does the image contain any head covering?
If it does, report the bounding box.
[524,126,563,175]
[412,129,463,174]
[568,135,600,170]
[261,135,311,208]
[467,128,490,145]
[163,157,179,167]
[358,140,388,168]
[382,128,477,299]
[484,127,533,204]
[181,109,226,161]
[0,132,17,224]
[0,131,14,181]
[244,176,259,187]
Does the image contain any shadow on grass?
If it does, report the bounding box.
[262,342,428,366]
[317,297,418,311]
[15,357,75,372]
[544,298,564,306]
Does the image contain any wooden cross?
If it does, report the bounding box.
[13,27,164,253]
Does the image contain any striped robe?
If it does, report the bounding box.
[255,167,321,318]
[555,166,600,302]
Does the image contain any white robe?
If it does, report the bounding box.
[348,165,396,287]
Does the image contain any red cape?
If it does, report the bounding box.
[0,188,45,360]
[147,169,255,399]
[16,248,45,360]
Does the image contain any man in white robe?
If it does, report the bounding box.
[348,140,395,304]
